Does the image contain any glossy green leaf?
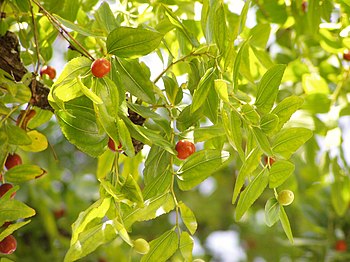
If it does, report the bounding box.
[235,168,269,221]
[117,119,135,157]
[65,218,129,262]
[5,124,31,145]
[107,27,163,58]
[141,229,178,262]
[94,77,120,144]
[222,109,244,160]
[5,164,46,183]
[27,109,53,129]
[0,220,31,242]
[96,150,114,179]
[232,147,262,204]
[191,67,216,113]
[179,232,193,262]
[255,64,286,114]
[143,170,172,199]
[272,128,313,159]
[56,106,107,157]
[251,127,273,156]
[113,58,156,104]
[144,146,171,185]
[260,114,279,134]
[302,73,329,94]
[271,96,304,132]
[71,197,112,244]
[0,198,36,227]
[241,104,260,125]
[77,77,102,104]
[163,6,199,47]
[214,79,229,103]
[233,40,249,91]
[194,125,226,142]
[178,202,197,235]
[177,150,230,191]
[118,174,144,207]
[54,15,104,37]
[265,198,280,227]
[269,160,295,188]
[279,206,294,244]
[163,75,183,105]
[94,2,118,35]
[0,128,8,165]
[302,93,331,114]
[214,2,227,54]
[50,57,91,103]
[123,193,175,228]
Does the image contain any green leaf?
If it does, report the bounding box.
[96,150,114,179]
[269,160,295,188]
[302,73,329,94]
[107,27,163,58]
[331,159,350,216]
[255,64,286,114]
[65,218,129,262]
[0,128,8,165]
[279,206,294,244]
[118,174,144,207]
[176,150,230,191]
[144,146,171,185]
[163,75,183,105]
[222,109,244,160]
[241,104,260,125]
[141,229,178,262]
[113,58,156,104]
[123,193,175,228]
[260,114,279,134]
[5,164,46,183]
[178,202,197,235]
[233,40,249,91]
[193,125,226,142]
[56,105,107,157]
[271,96,304,132]
[19,130,48,152]
[94,2,118,35]
[214,2,228,54]
[5,124,31,145]
[77,77,102,104]
[0,220,31,241]
[54,15,104,37]
[0,199,36,227]
[143,170,172,199]
[163,6,199,48]
[214,79,230,103]
[232,147,262,204]
[94,77,120,144]
[272,128,313,159]
[71,198,112,244]
[251,127,273,156]
[191,68,216,113]
[235,168,269,221]
[50,57,91,103]
[265,198,280,227]
[117,119,135,157]
[179,232,194,262]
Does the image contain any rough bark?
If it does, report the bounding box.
[0,31,52,111]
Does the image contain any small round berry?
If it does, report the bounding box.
[263,156,276,167]
[0,235,17,254]
[343,50,350,61]
[335,239,347,252]
[175,140,196,160]
[5,153,22,170]
[0,183,15,199]
[91,58,111,78]
[133,238,150,255]
[277,190,294,206]
[301,1,307,12]
[40,65,56,80]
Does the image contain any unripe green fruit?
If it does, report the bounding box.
[277,190,294,206]
[133,238,150,255]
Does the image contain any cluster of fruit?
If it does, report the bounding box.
[0,153,22,254]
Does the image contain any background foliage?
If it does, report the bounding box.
[1,0,350,261]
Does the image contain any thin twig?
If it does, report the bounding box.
[31,0,94,61]
[28,0,41,74]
